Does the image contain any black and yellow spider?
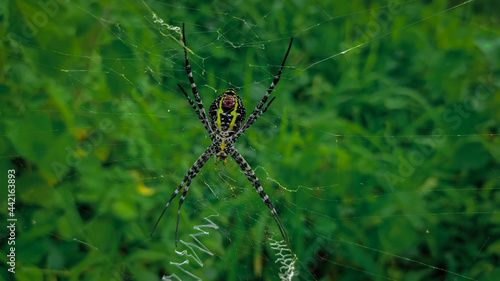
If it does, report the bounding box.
[151,23,293,246]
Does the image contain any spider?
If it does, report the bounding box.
[151,23,293,247]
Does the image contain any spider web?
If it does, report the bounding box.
[1,0,499,280]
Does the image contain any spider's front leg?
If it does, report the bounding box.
[177,84,215,141]
[179,22,214,136]
[226,97,276,146]
[234,37,293,141]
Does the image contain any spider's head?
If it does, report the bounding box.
[221,89,238,108]
[209,89,246,134]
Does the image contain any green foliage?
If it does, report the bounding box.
[1,0,499,280]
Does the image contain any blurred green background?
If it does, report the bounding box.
[1,0,499,280]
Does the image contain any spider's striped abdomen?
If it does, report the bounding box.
[209,89,246,135]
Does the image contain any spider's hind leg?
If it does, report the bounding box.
[151,145,216,246]
[227,146,289,243]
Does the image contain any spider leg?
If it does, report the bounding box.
[177,84,214,137]
[235,38,293,139]
[233,97,276,143]
[151,145,215,246]
[181,22,213,135]
[225,97,276,148]
[227,146,289,243]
